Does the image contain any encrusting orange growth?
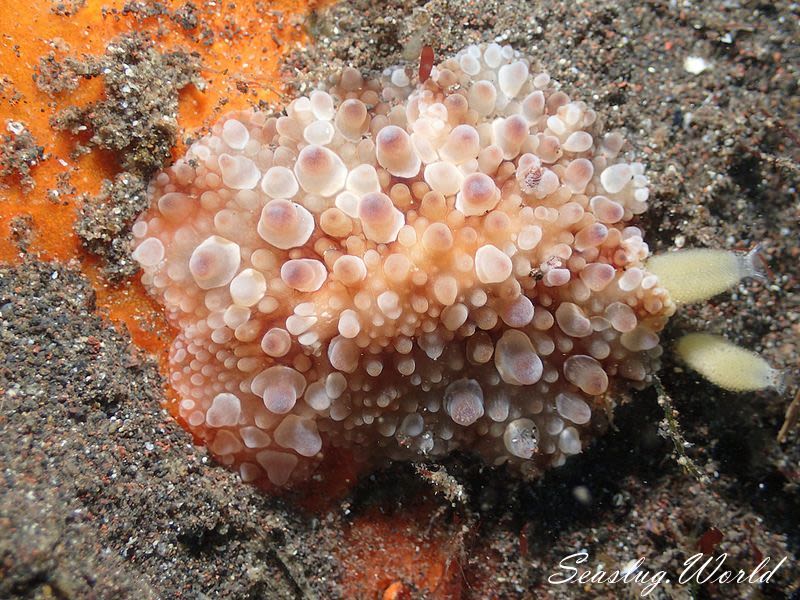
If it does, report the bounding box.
[342,503,464,599]
[0,0,312,355]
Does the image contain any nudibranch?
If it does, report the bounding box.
[131,44,784,487]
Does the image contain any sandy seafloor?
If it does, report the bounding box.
[1,0,799,598]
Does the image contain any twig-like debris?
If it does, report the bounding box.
[777,387,800,443]
[654,375,710,483]
[415,463,468,506]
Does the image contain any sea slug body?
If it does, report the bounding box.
[132,43,735,487]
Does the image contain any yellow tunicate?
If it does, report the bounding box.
[675,333,784,392]
[646,247,764,304]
